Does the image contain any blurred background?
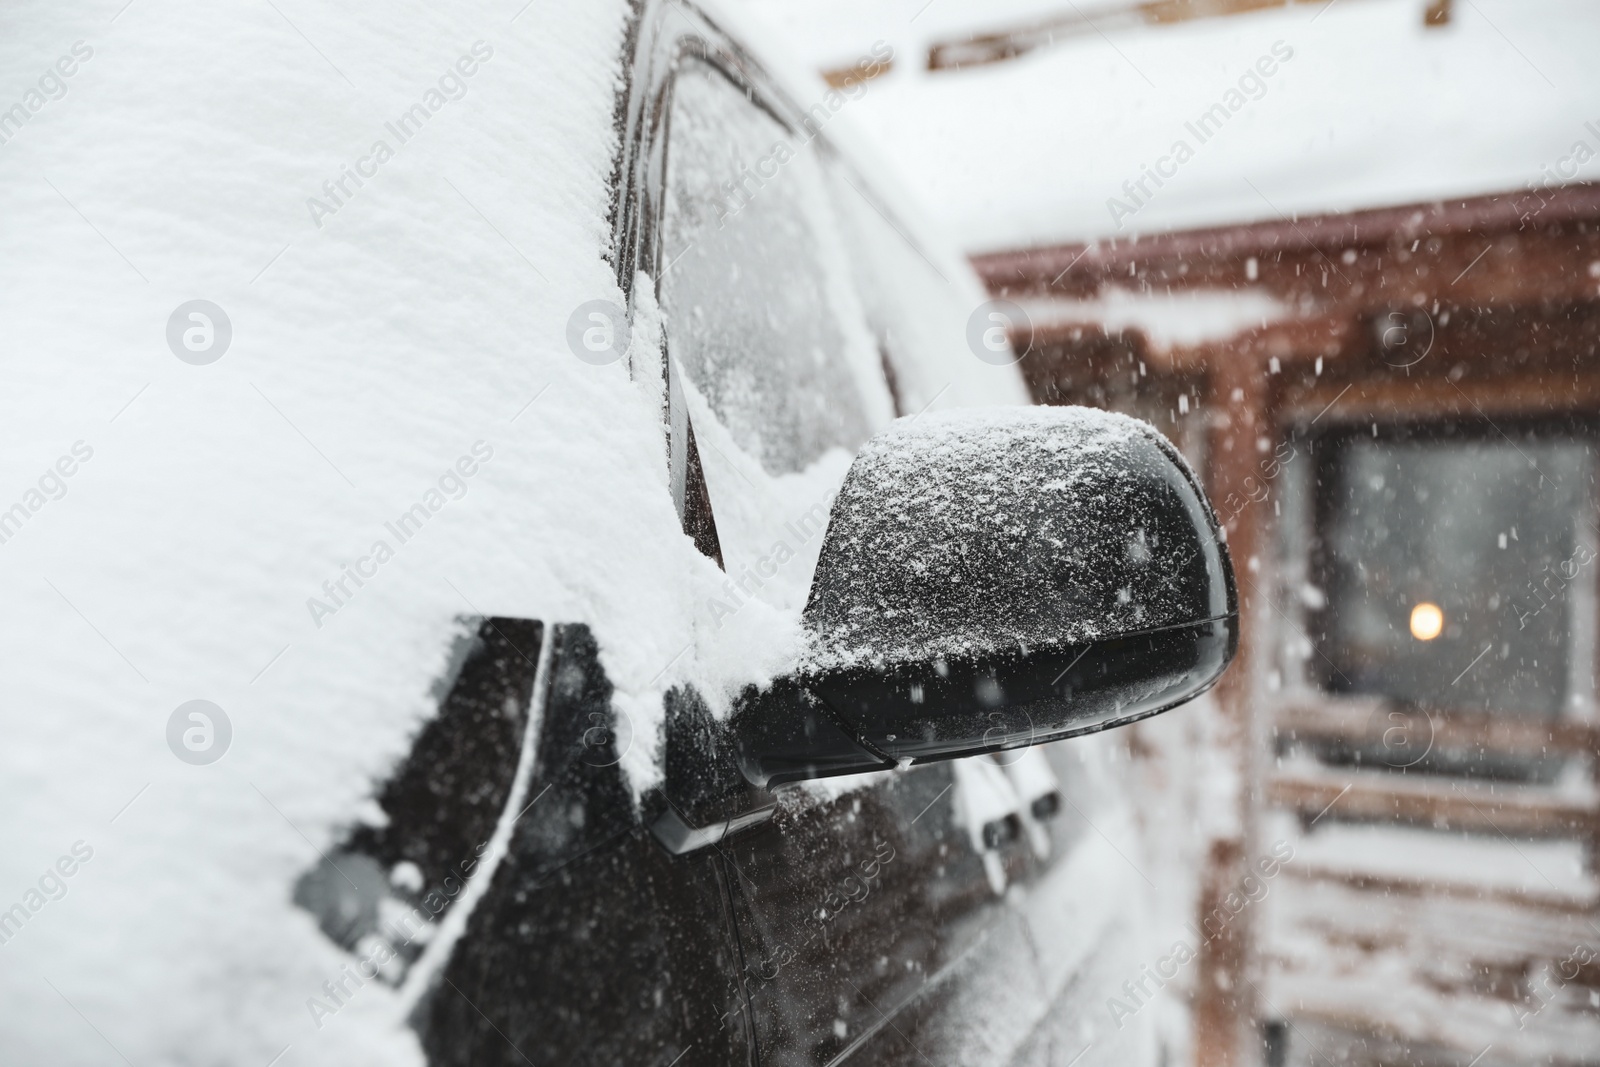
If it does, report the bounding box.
[739,1,1600,1064]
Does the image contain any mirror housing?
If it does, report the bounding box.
[735,406,1237,787]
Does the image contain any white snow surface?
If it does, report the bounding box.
[740,0,1148,72]
[805,404,1208,671]
[1019,286,1296,350]
[743,0,1600,250]
[0,2,646,1062]
[1274,814,1599,903]
[0,1,1025,1063]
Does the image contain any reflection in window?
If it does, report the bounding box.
[1315,433,1593,720]
[659,59,884,478]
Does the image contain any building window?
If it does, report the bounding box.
[1302,425,1596,777]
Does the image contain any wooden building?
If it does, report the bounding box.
[974,181,1600,1065]
[778,0,1600,1058]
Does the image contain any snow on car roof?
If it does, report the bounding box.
[745,0,1600,251]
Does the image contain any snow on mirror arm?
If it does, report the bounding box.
[733,406,1238,787]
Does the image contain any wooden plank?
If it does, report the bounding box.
[1284,862,1598,914]
[1279,372,1600,427]
[971,183,1600,294]
[1274,697,1600,758]
[1264,969,1600,1067]
[1263,876,1600,1064]
[1268,766,1600,838]
[930,0,1340,71]
[819,58,892,90]
[1269,875,1600,981]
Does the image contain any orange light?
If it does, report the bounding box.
[1410,602,1443,641]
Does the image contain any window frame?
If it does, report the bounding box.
[1274,414,1600,778]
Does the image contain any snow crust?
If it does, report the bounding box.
[0,1,659,1060]
[0,1,1029,1062]
[1019,287,1295,350]
[1271,812,1599,903]
[804,405,1210,671]
[744,0,1600,250]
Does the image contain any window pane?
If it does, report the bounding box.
[658,60,895,614]
[659,60,886,479]
[1317,435,1593,718]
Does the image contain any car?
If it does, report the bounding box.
[0,2,1234,1065]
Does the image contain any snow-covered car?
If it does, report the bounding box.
[0,2,1234,1064]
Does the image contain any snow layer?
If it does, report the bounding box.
[0,1,1028,1062]
[805,405,1214,671]
[1272,813,1599,903]
[744,0,1600,250]
[1019,287,1296,350]
[0,2,652,1062]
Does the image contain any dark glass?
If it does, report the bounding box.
[1316,432,1592,718]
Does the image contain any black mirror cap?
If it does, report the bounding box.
[798,406,1238,764]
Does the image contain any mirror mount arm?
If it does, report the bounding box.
[730,679,896,790]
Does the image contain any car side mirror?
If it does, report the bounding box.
[733,406,1237,788]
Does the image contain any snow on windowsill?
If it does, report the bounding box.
[1017,286,1297,351]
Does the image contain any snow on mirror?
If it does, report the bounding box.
[733,405,1239,786]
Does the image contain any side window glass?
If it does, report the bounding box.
[659,60,894,611]
[826,168,976,415]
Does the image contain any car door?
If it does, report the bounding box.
[650,46,1078,1067]
[287,9,1153,1066]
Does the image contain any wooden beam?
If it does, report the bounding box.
[1269,767,1600,838]
[1282,862,1597,912]
[1189,334,1271,1067]
[929,0,1332,72]
[1194,838,1252,1066]
[1275,697,1600,758]
[972,183,1600,296]
[1279,371,1600,427]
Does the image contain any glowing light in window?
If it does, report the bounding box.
[1409,602,1443,641]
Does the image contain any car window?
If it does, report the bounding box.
[826,167,967,415]
[659,59,895,609]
